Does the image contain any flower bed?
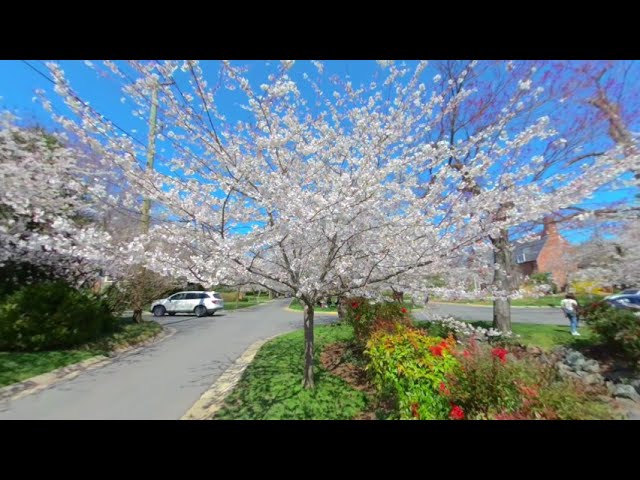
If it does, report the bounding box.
[364,321,616,420]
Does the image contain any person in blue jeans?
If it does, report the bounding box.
[560,293,580,336]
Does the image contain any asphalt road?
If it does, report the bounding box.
[0,299,333,420]
[417,302,569,326]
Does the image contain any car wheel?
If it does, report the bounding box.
[194,305,207,317]
[153,305,166,317]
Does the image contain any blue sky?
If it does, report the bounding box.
[1,60,637,244]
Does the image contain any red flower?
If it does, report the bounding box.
[463,350,471,358]
[401,307,408,314]
[411,402,420,419]
[351,302,359,309]
[439,382,450,396]
[491,347,508,363]
[449,405,465,420]
[430,345,444,357]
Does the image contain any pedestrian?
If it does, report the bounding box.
[560,293,580,336]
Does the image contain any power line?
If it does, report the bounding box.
[21,60,146,147]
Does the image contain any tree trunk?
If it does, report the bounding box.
[491,229,513,332]
[391,289,404,304]
[302,301,315,389]
[132,308,143,323]
[336,295,347,323]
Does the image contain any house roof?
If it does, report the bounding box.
[514,237,547,264]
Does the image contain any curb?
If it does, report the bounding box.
[181,334,281,420]
[0,325,176,403]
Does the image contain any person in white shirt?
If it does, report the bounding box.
[560,293,580,336]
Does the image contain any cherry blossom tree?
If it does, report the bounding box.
[0,112,112,286]
[417,60,639,331]
[38,60,638,387]
[567,212,640,290]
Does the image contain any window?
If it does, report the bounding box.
[169,293,186,301]
[197,293,210,299]
[185,293,200,300]
[213,293,223,300]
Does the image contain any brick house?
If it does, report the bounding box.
[513,219,576,290]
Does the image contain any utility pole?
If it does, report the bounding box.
[132,81,161,323]
[141,82,159,234]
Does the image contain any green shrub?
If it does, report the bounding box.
[581,301,640,361]
[365,324,459,420]
[0,261,64,300]
[0,281,116,351]
[344,297,410,348]
[101,283,130,316]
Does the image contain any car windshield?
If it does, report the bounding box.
[622,289,639,295]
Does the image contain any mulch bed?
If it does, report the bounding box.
[320,342,388,420]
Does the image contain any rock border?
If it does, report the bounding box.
[431,301,558,309]
[181,334,280,420]
[0,325,176,402]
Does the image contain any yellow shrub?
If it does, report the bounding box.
[220,292,246,302]
[570,281,611,296]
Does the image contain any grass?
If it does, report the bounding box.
[0,350,97,387]
[433,294,606,308]
[224,293,271,311]
[0,318,162,388]
[88,318,163,352]
[215,324,369,420]
[288,298,420,313]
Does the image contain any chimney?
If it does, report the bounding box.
[542,216,559,238]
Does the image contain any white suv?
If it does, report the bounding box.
[150,291,224,317]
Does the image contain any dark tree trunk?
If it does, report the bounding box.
[391,288,404,304]
[336,295,347,323]
[132,308,143,324]
[302,301,315,389]
[491,229,513,333]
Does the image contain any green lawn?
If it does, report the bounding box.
[214,324,369,420]
[288,298,420,313]
[0,319,162,388]
[0,350,97,387]
[224,293,271,311]
[433,294,605,308]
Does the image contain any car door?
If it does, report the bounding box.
[167,293,187,312]
[184,293,200,312]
